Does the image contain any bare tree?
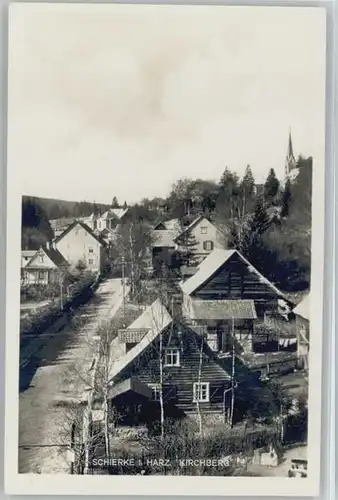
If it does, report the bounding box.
[229,317,236,428]
[195,333,204,437]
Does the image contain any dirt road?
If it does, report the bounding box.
[19,278,127,474]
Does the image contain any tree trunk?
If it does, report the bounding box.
[104,393,110,458]
[159,331,165,439]
[196,336,204,437]
[229,317,235,428]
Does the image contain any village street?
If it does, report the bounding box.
[19,277,127,474]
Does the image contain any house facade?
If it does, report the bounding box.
[180,249,294,358]
[107,300,232,426]
[21,245,68,285]
[174,216,227,265]
[151,216,227,273]
[54,221,107,273]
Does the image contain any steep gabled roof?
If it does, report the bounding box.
[44,247,69,267]
[180,248,286,298]
[109,300,172,382]
[109,299,233,384]
[53,220,106,246]
[173,215,225,243]
[25,246,68,269]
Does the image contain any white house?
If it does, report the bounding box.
[174,216,227,264]
[53,221,107,273]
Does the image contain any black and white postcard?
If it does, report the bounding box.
[5,3,326,496]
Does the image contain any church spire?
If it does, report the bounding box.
[288,130,294,158]
[285,129,296,177]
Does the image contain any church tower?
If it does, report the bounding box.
[285,130,296,178]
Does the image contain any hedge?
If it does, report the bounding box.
[20,272,98,338]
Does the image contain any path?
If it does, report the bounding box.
[19,278,128,474]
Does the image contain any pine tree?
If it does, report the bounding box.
[217,168,240,220]
[264,168,280,205]
[239,165,255,216]
[176,228,199,268]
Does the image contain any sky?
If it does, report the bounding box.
[8,4,326,205]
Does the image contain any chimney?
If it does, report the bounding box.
[46,241,50,250]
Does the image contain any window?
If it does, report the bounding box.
[148,383,161,401]
[193,382,210,403]
[88,247,94,253]
[88,259,94,265]
[201,226,208,234]
[203,240,214,251]
[38,271,45,280]
[164,348,180,367]
[40,255,44,263]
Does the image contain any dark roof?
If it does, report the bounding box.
[188,299,257,320]
[53,220,106,246]
[44,247,69,267]
[180,249,287,299]
[109,300,233,384]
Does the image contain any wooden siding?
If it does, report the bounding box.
[193,253,279,315]
[114,323,231,414]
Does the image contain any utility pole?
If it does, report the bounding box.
[60,275,64,311]
[121,256,126,318]
[229,316,235,428]
[129,223,135,299]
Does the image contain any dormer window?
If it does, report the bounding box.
[164,348,180,367]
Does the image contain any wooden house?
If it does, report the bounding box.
[180,249,293,356]
[107,300,233,426]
